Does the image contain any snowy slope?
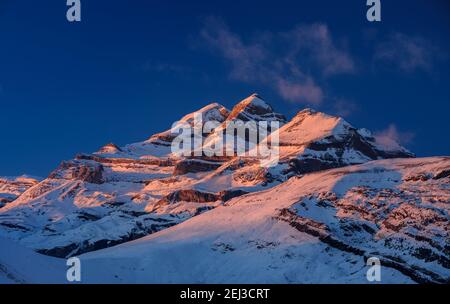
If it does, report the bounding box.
[0,237,65,283]
[78,157,449,284]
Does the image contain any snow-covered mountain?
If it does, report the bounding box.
[76,157,448,284]
[2,157,447,284]
[1,94,443,284]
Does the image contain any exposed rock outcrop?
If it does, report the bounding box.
[49,160,104,184]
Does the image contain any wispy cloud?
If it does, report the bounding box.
[374,124,415,147]
[200,17,267,84]
[276,78,323,105]
[283,24,356,76]
[199,17,354,105]
[331,98,359,118]
[375,33,438,73]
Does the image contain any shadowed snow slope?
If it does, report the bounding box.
[0,237,65,283]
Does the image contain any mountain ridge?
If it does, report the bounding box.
[0,94,420,261]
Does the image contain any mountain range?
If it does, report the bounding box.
[0,94,448,284]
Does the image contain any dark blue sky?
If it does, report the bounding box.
[0,0,449,177]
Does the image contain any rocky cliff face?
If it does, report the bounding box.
[0,94,416,259]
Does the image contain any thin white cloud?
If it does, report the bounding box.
[276,78,323,105]
[199,17,355,105]
[375,33,437,73]
[374,124,415,147]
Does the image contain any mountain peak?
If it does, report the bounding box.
[290,108,348,129]
[145,102,230,146]
[96,143,123,155]
[238,93,270,109]
[296,108,317,115]
[227,94,287,123]
[250,92,264,99]
[178,102,229,125]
